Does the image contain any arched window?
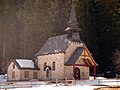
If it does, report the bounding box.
[13,64,15,69]
[52,62,55,70]
[46,69,49,77]
[44,62,47,71]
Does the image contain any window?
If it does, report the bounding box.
[12,71,15,78]
[44,62,47,70]
[46,69,49,77]
[13,64,15,69]
[24,71,29,78]
[33,72,38,79]
[52,62,55,70]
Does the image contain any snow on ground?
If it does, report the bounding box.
[90,76,107,80]
[1,76,120,90]
[0,74,7,82]
[1,85,102,90]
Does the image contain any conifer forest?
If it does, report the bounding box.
[0,0,119,74]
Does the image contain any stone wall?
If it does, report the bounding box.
[64,66,73,79]
[64,42,83,63]
[37,42,90,80]
[79,66,89,79]
[19,70,40,80]
[7,62,20,81]
[64,42,89,80]
[64,42,85,79]
[76,56,89,79]
[7,62,40,81]
[37,53,65,80]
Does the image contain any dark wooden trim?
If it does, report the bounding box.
[66,64,95,67]
[73,65,75,78]
[80,55,89,57]
[94,66,96,79]
[84,47,98,66]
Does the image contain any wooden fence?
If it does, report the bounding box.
[1,79,120,89]
[0,78,76,89]
[0,81,48,89]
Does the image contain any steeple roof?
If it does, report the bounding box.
[65,4,81,31]
[68,4,77,25]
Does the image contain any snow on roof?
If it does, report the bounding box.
[15,59,35,68]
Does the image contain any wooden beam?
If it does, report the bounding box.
[80,55,89,57]
[94,66,96,79]
[84,47,98,66]
[73,65,75,78]
[66,64,94,67]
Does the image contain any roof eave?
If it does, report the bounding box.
[36,51,66,56]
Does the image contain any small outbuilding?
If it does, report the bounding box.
[7,59,40,81]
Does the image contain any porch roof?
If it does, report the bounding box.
[65,47,84,65]
[65,47,98,67]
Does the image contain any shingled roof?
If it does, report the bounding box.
[35,34,72,56]
[65,47,84,65]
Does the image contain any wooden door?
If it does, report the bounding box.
[74,67,80,80]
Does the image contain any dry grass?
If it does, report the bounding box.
[94,86,120,90]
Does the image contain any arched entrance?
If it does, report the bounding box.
[44,66,51,80]
[74,67,80,80]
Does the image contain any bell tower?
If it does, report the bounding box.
[65,4,81,42]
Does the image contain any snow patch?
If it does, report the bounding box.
[0,74,7,82]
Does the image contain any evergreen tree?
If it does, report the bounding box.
[113,50,120,73]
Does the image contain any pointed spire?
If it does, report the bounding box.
[68,4,77,26]
[65,3,81,42]
[65,3,81,31]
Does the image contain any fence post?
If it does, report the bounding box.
[56,79,58,86]
[73,77,75,86]
[31,81,32,87]
[65,78,67,86]
[117,78,118,86]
